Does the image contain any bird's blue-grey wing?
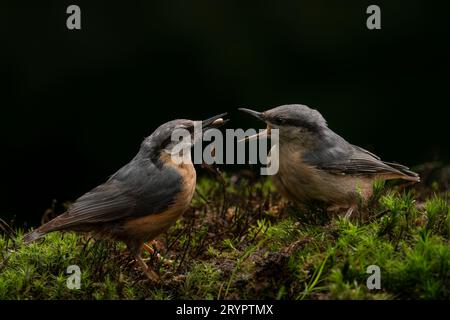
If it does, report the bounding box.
[42,158,182,230]
[303,131,419,180]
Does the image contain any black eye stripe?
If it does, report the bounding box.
[274,117,284,124]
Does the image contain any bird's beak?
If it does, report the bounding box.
[238,108,265,121]
[242,128,271,142]
[202,112,229,131]
[238,108,270,142]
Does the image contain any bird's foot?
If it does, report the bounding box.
[143,268,160,283]
[344,206,356,219]
[143,240,163,255]
[134,254,160,283]
[327,204,357,219]
[344,208,353,219]
[142,241,173,266]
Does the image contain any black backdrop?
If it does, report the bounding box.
[1,1,449,226]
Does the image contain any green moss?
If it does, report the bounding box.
[0,175,448,299]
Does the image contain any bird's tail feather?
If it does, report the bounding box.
[384,161,420,182]
[22,228,46,245]
[22,213,73,245]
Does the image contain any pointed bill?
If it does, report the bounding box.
[238,128,270,142]
[238,108,264,121]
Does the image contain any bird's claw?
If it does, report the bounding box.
[144,269,160,283]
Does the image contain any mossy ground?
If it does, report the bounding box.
[0,165,449,300]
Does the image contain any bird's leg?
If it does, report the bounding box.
[142,240,173,266]
[327,204,356,219]
[143,242,156,255]
[128,242,160,282]
[135,252,160,282]
[143,240,164,254]
[344,206,356,219]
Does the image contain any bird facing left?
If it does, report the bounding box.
[23,113,228,281]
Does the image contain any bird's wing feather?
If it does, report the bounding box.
[316,157,404,175]
[351,144,380,160]
[41,158,182,231]
[61,181,138,225]
[303,131,414,178]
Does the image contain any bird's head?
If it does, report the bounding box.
[141,113,228,161]
[239,104,327,143]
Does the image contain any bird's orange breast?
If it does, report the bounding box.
[123,153,196,241]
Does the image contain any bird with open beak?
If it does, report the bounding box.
[23,113,227,281]
[239,104,419,217]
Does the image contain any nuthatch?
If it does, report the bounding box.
[239,104,419,216]
[23,113,227,281]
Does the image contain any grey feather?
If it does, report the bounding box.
[40,155,182,233]
[303,129,419,180]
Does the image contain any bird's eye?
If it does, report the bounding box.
[180,123,194,131]
[274,117,284,125]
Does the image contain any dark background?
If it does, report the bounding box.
[1,1,449,226]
